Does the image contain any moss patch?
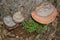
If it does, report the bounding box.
[23,18,48,33]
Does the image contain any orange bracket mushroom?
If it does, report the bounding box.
[31,2,58,24]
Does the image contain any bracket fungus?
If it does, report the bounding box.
[3,15,18,29]
[31,2,58,24]
[13,11,24,23]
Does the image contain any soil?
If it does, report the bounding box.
[0,22,57,40]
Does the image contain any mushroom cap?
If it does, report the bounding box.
[13,11,24,23]
[31,2,58,24]
[3,15,16,27]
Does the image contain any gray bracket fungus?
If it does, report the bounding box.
[3,15,16,27]
[13,11,24,23]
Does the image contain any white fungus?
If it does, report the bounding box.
[3,16,16,27]
[13,11,24,23]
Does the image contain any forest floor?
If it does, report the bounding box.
[0,0,60,40]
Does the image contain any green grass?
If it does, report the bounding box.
[57,24,60,29]
[23,18,48,33]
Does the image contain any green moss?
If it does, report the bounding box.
[0,36,2,40]
[57,24,60,29]
[57,0,60,12]
[23,18,48,33]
